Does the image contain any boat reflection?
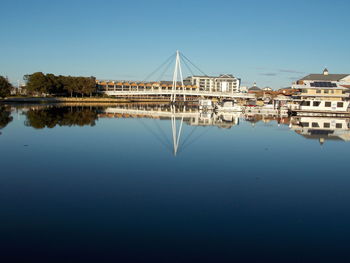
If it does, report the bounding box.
[290,116,350,144]
[11,103,350,155]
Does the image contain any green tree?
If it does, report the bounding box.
[23,73,97,97]
[24,72,50,95]
[0,76,13,98]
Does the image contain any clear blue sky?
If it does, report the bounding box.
[1,0,349,89]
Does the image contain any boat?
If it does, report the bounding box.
[290,80,350,116]
[215,100,242,112]
[199,99,214,111]
[292,99,350,116]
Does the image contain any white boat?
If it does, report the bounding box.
[291,80,350,116]
[293,99,350,116]
[215,101,242,112]
[199,99,214,111]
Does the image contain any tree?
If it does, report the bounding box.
[62,76,75,97]
[24,72,50,95]
[0,76,13,98]
[23,72,97,97]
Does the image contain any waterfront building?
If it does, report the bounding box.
[96,80,197,92]
[186,74,241,93]
[297,68,350,84]
[291,69,350,114]
[295,68,350,101]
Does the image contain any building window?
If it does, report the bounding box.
[325,102,331,107]
[316,90,321,94]
[324,90,329,94]
[324,123,330,128]
[337,102,344,107]
[313,101,321,106]
[336,123,343,129]
[312,122,320,128]
[301,122,309,127]
[301,101,310,106]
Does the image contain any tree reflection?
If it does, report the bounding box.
[0,105,13,130]
[25,107,99,129]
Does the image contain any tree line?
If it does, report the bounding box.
[24,72,97,97]
[0,76,13,98]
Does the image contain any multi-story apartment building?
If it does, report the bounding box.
[187,74,241,93]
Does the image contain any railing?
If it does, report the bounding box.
[98,89,255,99]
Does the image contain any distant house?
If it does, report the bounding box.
[277,87,296,96]
[262,87,273,91]
[248,83,261,93]
[240,86,248,93]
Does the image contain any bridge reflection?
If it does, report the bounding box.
[5,104,350,154]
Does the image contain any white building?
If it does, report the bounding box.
[240,86,248,93]
[187,74,241,93]
[263,87,273,91]
[297,68,350,86]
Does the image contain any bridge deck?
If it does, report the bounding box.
[101,90,255,99]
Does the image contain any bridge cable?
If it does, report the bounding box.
[179,127,210,154]
[139,118,172,153]
[157,56,175,82]
[153,118,172,148]
[180,52,209,77]
[180,126,198,149]
[181,57,195,77]
[142,53,176,82]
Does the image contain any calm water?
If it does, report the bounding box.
[1,104,350,262]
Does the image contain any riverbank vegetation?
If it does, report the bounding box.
[24,72,97,97]
[0,76,13,98]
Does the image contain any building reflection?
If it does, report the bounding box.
[290,116,350,144]
[16,103,350,154]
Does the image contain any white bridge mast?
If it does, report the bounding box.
[170,50,186,156]
[171,50,186,103]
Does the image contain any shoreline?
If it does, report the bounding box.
[0,97,172,104]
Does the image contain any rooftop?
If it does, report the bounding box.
[300,74,349,81]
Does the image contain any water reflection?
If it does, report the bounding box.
[2,103,350,262]
[24,106,99,129]
[17,103,350,151]
[0,105,13,134]
[290,116,350,144]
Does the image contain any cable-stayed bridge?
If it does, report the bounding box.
[97,51,255,101]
